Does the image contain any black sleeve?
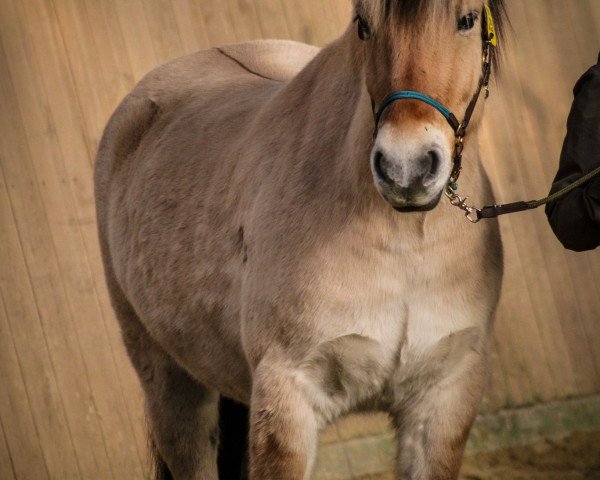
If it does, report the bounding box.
[545,54,600,252]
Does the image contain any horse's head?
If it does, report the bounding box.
[353,0,504,211]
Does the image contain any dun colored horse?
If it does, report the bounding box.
[95,1,505,478]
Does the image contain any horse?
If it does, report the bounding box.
[94,0,505,478]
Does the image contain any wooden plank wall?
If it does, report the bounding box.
[0,0,598,478]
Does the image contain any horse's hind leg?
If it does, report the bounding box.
[106,280,219,479]
[141,342,219,480]
[218,397,249,480]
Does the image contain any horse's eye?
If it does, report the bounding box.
[458,12,478,32]
[355,14,371,41]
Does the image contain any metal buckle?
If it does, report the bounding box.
[445,187,482,224]
[465,206,482,223]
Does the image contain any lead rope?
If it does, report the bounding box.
[441,40,600,223]
[441,13,600,223]
[472,165,600,221]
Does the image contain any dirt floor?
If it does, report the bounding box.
[357,430,600,480]
[460,430,600,480]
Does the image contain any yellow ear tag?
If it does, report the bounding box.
[484,4,498,46]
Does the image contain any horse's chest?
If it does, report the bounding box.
[292,246,492,414]
[309,241,485,360]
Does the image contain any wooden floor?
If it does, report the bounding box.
[0,0,599,478]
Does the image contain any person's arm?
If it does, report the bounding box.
[545,54,600,252]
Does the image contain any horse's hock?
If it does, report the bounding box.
[1,1,600,480]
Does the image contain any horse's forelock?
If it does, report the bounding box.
[388,0,445,21]
[358,0,507,68]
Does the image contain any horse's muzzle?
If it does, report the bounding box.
[371,144,447,210]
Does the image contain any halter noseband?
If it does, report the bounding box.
[373,5,496,221]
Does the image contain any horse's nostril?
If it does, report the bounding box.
[419,150,441,186]
[374,150,391,184]
[428,150,440,177]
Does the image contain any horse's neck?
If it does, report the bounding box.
[287,29,365,122]
[273,29,380,201]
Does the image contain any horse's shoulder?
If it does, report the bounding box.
[217,40,320,82]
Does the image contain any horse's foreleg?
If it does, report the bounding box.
[391,327,488,480]
[248,334,389,479]
[249,360,319,480]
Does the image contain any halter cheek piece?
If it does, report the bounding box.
[373,6,495,223]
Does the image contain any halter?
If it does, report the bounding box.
[373,5,496,222]
[374,7,600,223]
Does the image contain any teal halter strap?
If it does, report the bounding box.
[374,91,461,136]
